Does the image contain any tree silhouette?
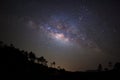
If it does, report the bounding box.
[108,61,112,70]
[10,43,14,47]
[37,56,43,64]
[22,51,29,63]
[104,68,108,71]
[43,60,48,66]
[0,41,3,47]
[57,66,61,70]
[37,56,48,66]
[113,62,120,71]
[24,51,29,58]
[97,64,103,72]
[51,61,56,68]
[29,51,36,63]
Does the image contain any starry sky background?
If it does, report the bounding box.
[0,0,120,71]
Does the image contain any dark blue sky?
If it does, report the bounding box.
[0,0,120,71]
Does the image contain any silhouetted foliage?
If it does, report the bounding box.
[97,64,103,72]
[37,56,48,66]
[29,51,36,63]
[51,61,56,68]
[104,68,109,71]
[57,66,61,70]
[0,41,120,80]
[113,62,120,71]
[0,41,3,47]
[108,61,112,70]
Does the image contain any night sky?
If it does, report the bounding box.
[0,0,120,71]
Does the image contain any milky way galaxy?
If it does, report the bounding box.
[39,14,96,48]
[0,0,120,71]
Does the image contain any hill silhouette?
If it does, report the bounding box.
[0,41,120,80]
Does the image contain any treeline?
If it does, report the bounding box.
[0,41,120,80]
[0,41,65,79]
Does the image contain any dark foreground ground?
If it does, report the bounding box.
[0,41,120,80]
[2,71,120,80]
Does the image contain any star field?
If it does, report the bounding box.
[38,14,97,49]
[0,0,120,71]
